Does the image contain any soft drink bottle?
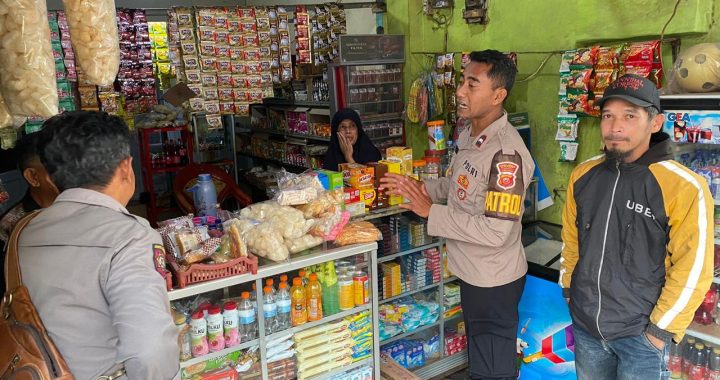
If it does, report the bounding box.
[687,343,706,380]
[307,273,323,322]
[668,340,682,379]
[708,347,720,380]
[276,282,291,331]
[238,291,257,342]
[179,140,188,165]
[683,337,697,379]
[291,277,308,326]
[263,286,278,335]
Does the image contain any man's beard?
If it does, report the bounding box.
[605,148,631,162]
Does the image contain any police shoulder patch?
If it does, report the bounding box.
[152,244,169,276]
[484,150,524,221]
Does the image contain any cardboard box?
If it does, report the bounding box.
[379,160,404,205]
[345,201,366,216]
[344,188,361,204]
[314,169,343,190]
[380,353,421,380]
[359,187,377,208]
[339,163,375,189]
[386,147,413,175]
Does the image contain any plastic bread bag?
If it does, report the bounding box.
[275,170,325,206]
[0,94,11,128]
[0,0,59,117]
[285,234,323,254]
[240,200,314,239]
[333,221,382,246]
[244,221,289,261]
[310,210,349,241]
[210,235,233,263]
[221,219,250,258]
[180,237,221,265]
[173,226,210,258]
[62,0,120,85]
[295,188,344,219]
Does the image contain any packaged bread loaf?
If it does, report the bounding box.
[62,0,120,85]
[334,221,382,246]
[0,0,59,117]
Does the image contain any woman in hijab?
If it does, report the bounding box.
[322,108,381,171]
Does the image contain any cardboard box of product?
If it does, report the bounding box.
[386,146,413,175]
[344,188,361,204]
[359,187,377,208]
[338,162,375,189]
[380,353,421,380]
[345,201,366,216]
[379,160,404,205]
[314,169,343,190]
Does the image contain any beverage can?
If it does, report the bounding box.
[353,271,369,306]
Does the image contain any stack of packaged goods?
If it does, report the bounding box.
[424,247,441,284]
[293,6,310,65]
[444,320,467,356]
[114,9,155,125]
[252,7,274,100]
[294,318,354,379]
[443,282,461,318]
[409,219,430,247]
[389,215,411,252]
[380,261,402,300]
[348,311,373,362]
[381,335,440,370]
[149,22,173,91]
[379,296,440,341]
[268,7,292,85]
[167,9,183,85]
[266,333,296,380]
[195,7,226,126]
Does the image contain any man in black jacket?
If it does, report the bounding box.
[560,74,713,379]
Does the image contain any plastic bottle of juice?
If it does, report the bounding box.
[206,306,225,352]
[307,273,323,322]
[189,311,209,358]
[291,277,308,326]
[223,301,240,348]
[299,269,309,286]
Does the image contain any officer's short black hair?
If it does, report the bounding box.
[38,111,131,192]
[468,50,517,94]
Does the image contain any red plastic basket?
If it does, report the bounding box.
[169,254,259,288]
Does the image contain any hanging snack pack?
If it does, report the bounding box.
[556,114,579,141]
[559,141,579,162]
[0,0,59,118]
[62,0,121,86]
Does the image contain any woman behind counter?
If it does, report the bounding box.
[322,108,381,171]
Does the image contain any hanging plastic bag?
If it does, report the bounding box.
[0,94,11,129]
[62,0,121,86]
[0,0,59,118]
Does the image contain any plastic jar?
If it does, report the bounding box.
[425,157,441,180]
[412,159,427,180]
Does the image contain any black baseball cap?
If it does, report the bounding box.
[597,74,662,112]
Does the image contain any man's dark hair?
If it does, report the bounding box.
[469,50,517,94]
[38,111,131,192]
[14,132,40,172]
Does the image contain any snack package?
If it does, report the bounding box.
[210,235,233,263]
[294,188,344,219]
[239,200,314,240]
[180,237,221,265]
[0,94,11,128]
[566,69,592,92]
[556,114,579,141]
[559,141,579,162]
[275,171,325,206]
[0,0,59,117]
[285,234,323,254]
[62,0,121,85]
[222,218,250,257]
[334,221,382,246]
[244,222,289,261]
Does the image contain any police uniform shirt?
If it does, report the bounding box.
[18,188,179,380]
[425,112,535,287]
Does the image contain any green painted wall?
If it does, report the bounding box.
[387,0,717,224]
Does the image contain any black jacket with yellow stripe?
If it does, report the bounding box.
[560,133,714,343]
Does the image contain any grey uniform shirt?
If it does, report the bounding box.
[18,188,179,380]
[425,112,534,287]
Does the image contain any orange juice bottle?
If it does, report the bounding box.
[290,277,307,326]
[307,273,323,321]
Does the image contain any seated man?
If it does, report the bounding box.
[0,130,59,295]
[17,111,179,379]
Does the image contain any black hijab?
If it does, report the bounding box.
[322,108,381,171]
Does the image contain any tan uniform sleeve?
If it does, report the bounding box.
[559,170,579,299]
[104,228,180,379]
[424,177,450,203]
[648,163,714,343]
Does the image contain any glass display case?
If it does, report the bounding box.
[328,35,406,150]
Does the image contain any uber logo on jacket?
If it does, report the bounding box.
[626,200,656,220]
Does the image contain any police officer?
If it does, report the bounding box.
[381,50,534,379]
[17,111,179,379]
